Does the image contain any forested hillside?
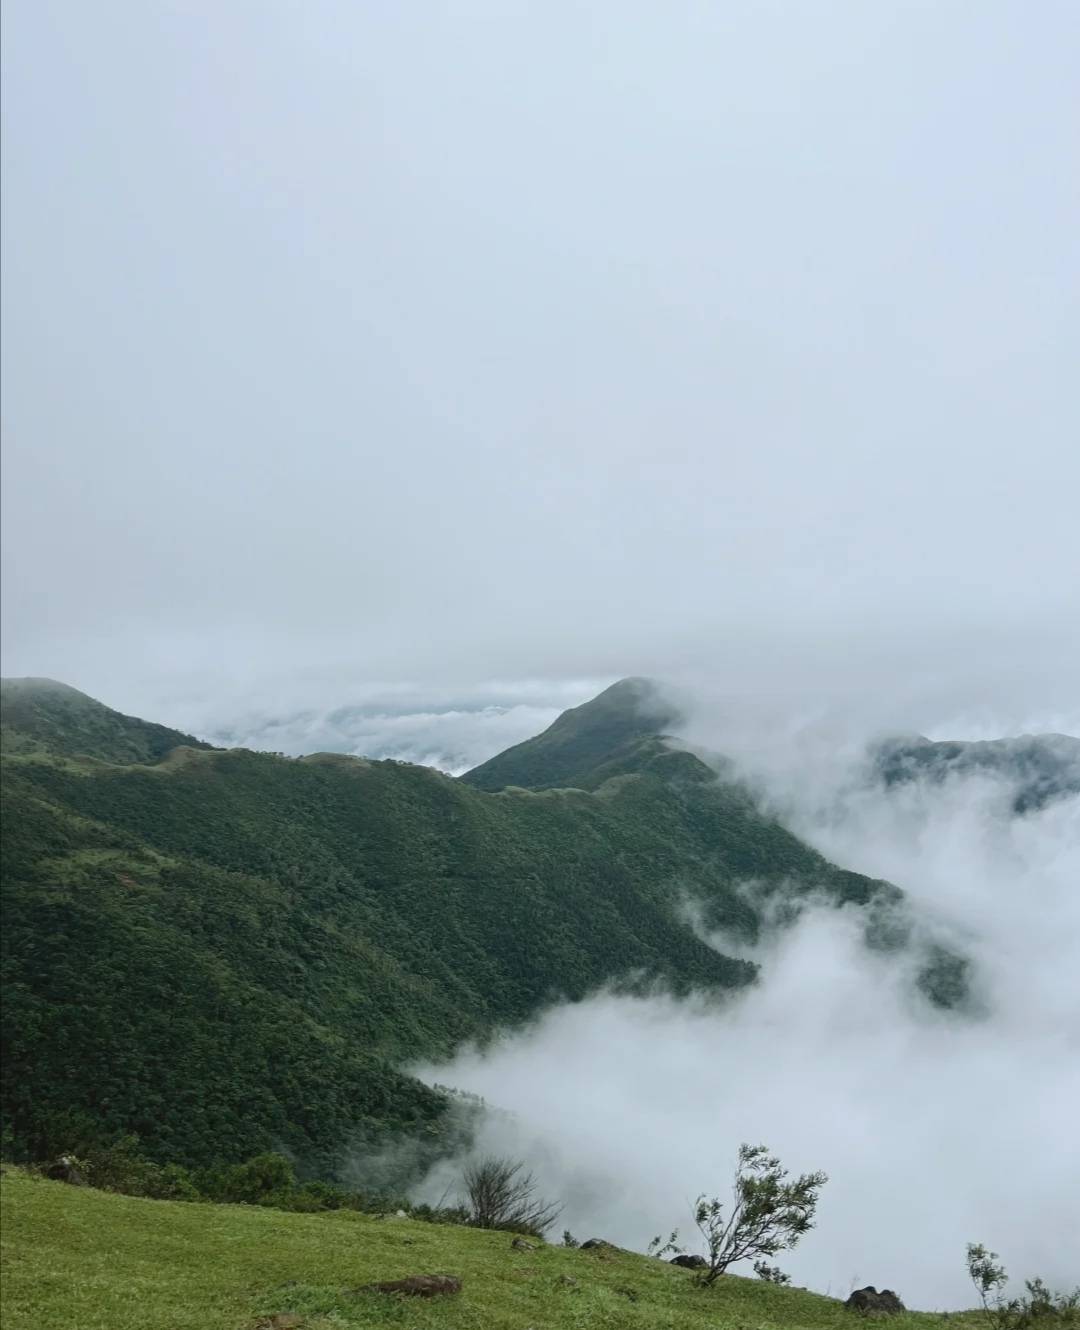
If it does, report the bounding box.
[0,677,212,763]
[1,677,940,1183]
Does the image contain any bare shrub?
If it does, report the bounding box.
[461,1155,562,1237]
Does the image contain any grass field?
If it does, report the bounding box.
[0,1169,983,1330]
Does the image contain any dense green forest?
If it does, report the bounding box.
[1,677,946,1185]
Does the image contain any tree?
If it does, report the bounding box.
[969,1243,1011,1326]
[461,1155,562,1237]
[966,1243,1079,1329]
[205,1152,296,1205]
[692,1143,827,1286]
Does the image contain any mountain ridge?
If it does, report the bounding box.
[872,731,1080,813]
[1,676,961,1184]
[0,676,213,765]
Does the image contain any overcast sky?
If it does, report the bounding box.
[2,1,1078,729]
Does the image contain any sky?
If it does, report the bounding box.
[2,0,1079,735]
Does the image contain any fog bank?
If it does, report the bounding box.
[149,677,603,773]
[413,735,1080,1308]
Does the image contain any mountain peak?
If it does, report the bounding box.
[582,675,669,707]
[461,677,682,792]
[1,676,94,698]
[1,676,211,765]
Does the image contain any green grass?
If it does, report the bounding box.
[0,1170,982,1330]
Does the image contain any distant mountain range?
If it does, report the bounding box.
[871,731,1080,813]
[4,674,1057,1183]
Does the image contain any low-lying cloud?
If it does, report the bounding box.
[132,676,604,774]
[412,727,1080,1308]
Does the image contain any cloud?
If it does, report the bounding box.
[219,704,558,775]
[411,730,1080,1308]
[130,676,607,773]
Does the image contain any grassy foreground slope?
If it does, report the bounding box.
[0,1171,978,1330]
[2,678,915,1178]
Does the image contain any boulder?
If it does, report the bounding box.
[511,1238,537,1252]
[670,1254,707,1270]
[845,1286,906,1315]
[360,1274,461,1298]
[579,1238,617,1251]
[43,1155,87,1186]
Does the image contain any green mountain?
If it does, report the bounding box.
[0,678,212,764]
[462,676,681,791]
[1,676,946,1183]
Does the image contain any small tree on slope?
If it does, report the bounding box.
[693,1143,827,1286]
[967,1243,1079,1328]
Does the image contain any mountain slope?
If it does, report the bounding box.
[0,1170,980,1329]
[0,678,212,764]
[461,677,680,791]
[2,677,942,1182]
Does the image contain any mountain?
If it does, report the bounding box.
[872,732,1080,813]
[1,676,951,1183]
[0,678,212,765]
[461,676,681,791]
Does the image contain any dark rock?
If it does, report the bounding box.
[43,1155,87,1186]
[579,1238,617,1251]
[511,1238,537,1252]
[845,1286,906,1315]
[556,1275,580,1289]
[360,1274,462,1298]
[671,1254,707,1270]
